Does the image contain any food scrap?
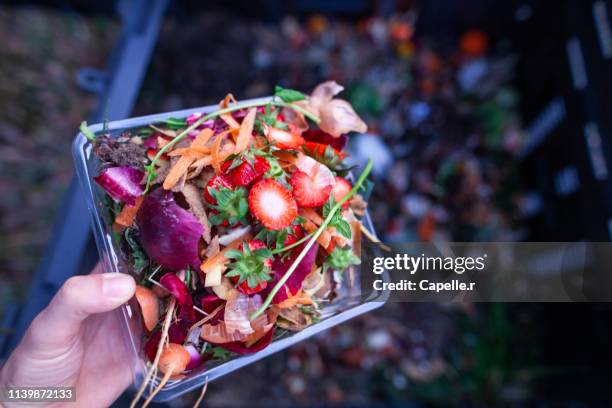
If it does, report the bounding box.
[88,81,373,405]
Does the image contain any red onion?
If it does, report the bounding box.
[184,344,203,370]
[168,321,188,344]
[160,273,189,304]
[142,135,158,148]
[144,322,189,363]
[200,294,225,325]
[303,129,348,151]
[218,327,275,355]
[160,272,196,322]
[94,166,144,205]
[144,331,161,362]
[136,189,203,270]
[263,243,319,304]
[186,112,204,126]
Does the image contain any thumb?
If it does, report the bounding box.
[23,273,136,352]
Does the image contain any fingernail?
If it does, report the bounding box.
[102,273,134,299]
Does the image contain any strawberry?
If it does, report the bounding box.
[204,175,233,204]
[253,155,271,175]
[284,224,304,246]
[303,141,347,160]
[266,126,305,150]
[241,239,273,267]
[146,148,169,162]
[225,239,273,295]
[235,280,267,295]
[207,187,249,227]
[302,141,349,173]
[332,177,352,208]
[223,156,270,186]
[248,179,298,230]
[290,170,333,207]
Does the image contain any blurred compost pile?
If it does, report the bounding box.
[138,13,528,245]
[0,5,116,312]
[136,10,538,407]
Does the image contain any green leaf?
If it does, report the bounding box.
[164,117,187,130]
[209,346,234,360]
[324,247,360,273]
[275,85,307,103]
[225,240,273,290]
[208,187,249,227]
[335,219,352,239]
[225,249,243,259]
[80,121,97,142]
[124,228,149,274]
[247,275,258,288]
[322,195,335,218]
[275,229,288,248]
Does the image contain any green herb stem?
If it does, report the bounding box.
[270,232,315,255]
[251,159,373,320]
[273,100,321,124]
[80,121,97,142]
[145,99,320,192]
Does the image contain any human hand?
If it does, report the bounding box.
[1,264,136,407]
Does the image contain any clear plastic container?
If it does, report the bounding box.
[72,98,390,402]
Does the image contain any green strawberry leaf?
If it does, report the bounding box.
[274,85,307,103]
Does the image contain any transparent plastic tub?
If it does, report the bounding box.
[72,98,390,402]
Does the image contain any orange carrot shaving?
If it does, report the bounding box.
[234,108,256,153]
[167,146,211,157]
[190,142,234,169]
[303,220,332,248]
[219,93,241,131]
[273,151,299,165]
[200,234,250,276]
[114,196,144,229]
[334,234,347,248]
[211,130,229,174]
[134,285,159,332]
[163,129,213,190]
[191,128,215,148]
[163,157,193,190]
[299,208,324,225]
[277,291,313,309]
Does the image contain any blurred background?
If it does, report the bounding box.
[1,0,612,406]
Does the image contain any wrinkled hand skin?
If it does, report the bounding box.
[0,265,136,407]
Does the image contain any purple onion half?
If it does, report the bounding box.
[94,166,145,206]
[136,189,203,271]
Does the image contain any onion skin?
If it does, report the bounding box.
[218,327,275,355]
[318,99,367,137]
[136,189,203,271]
[94,166,144,205]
